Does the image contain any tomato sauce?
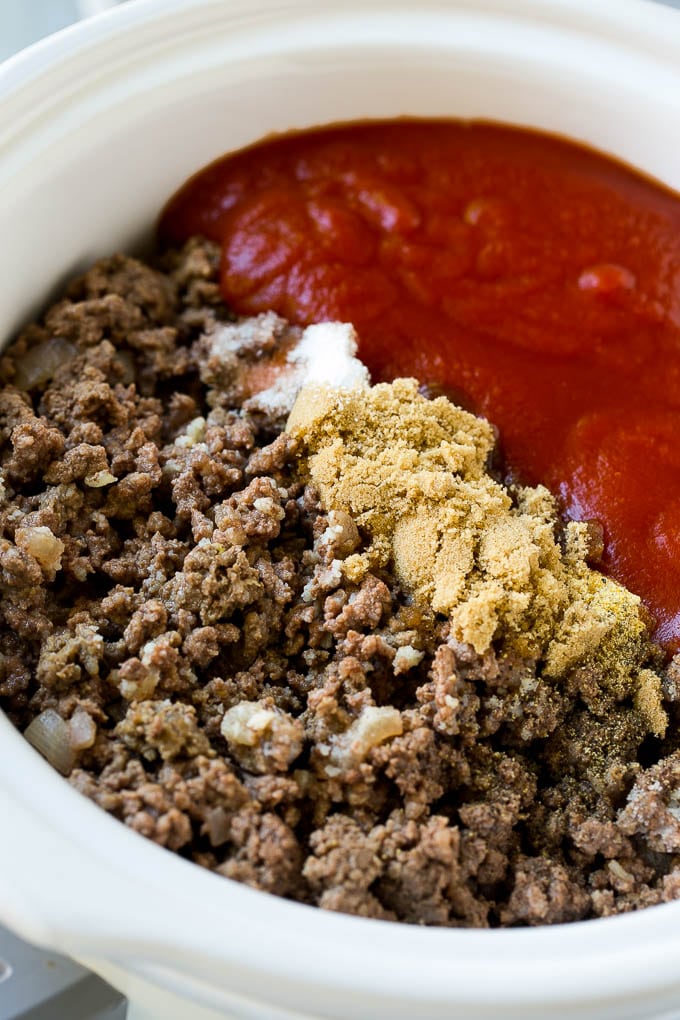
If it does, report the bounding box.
[160,122,680,649]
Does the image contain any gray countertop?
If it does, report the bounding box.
[0,0,123,62]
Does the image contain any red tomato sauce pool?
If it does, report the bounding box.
[160,122,680,650]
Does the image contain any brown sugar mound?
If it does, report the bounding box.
[289,379,664,730]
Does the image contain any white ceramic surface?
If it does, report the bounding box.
[2,2,680,1018]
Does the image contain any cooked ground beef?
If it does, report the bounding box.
[2,239,680,927]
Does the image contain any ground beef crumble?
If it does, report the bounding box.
[3,238,680,927]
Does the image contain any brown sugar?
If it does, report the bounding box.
[288,378,665,731]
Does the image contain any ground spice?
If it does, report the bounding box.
[288,378,666,733]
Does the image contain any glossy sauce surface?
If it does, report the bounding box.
[161,122,680,648]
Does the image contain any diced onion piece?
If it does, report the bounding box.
[84,470,117,488]
[221,701,271,747]
[15,525,64,576]
[393,644,424,674]
[68,709,97,751]
[24,709,75,775]
[326,706,403,775]
[12,338,77,390]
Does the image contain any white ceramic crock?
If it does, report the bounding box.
[2,2,680,1018]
